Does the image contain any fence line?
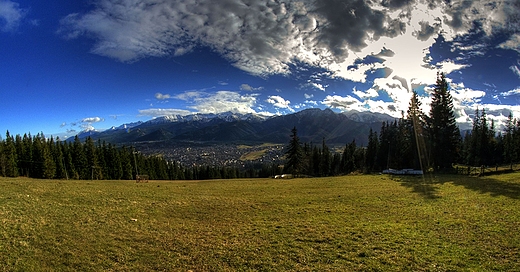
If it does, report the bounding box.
[455,164,519,176]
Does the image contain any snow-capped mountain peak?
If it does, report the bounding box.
[147,111,269,124]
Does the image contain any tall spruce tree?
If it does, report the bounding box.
[365,128,378,172]
[72,136,88,179]
[428,72,460,170]
[406,91,429,170]
[503,112,515,165]
[341,139,357,174]
[2,131,18,177]
[319,138,331,176]
[285,127,304,176]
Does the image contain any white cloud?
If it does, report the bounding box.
[174,90,259,114]
[321,95,365,112]
[138,108,192,117]
[71,116,104,131]
[501,87,520,97]
[155,92,171,100]
[451,87,486,105]
[58,0,520,118]
[266,95,294,112]
[81,117,104,123]
[310,82,326,91]
[174,90,205,101]
[353,87,379,99]
[436,60,470,74]
[334,63,384,83]
[239,84,263,91]
[499,34,520,53]
[509,65,520,78]
[0,0,26,32]
[365,99,401,116]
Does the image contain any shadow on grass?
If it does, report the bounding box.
[448,175,520,200]
[392,174,441,199]
[394,173,520,200]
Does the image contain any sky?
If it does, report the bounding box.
[1,0,520,139]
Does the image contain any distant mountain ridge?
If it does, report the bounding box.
[147,111,269,124]
[71,108,396,146]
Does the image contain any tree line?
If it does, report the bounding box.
[0,133,281,180]
[285,73,520,176]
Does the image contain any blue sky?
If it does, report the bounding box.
[1,0,520,138]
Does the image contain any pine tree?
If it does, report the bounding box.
[120,146,134,180]
[21,134,33,177]
[406,91,429,170]
[378,121,400,169]
[331,152,341,176]
[428,72,460,170]
[31,133,55,179]
[285,127,304,176]
[51,137,67,179]
[365,129,378,172]
[41,136,56,179]
[319,138,331,176]
[302,143,312,176]
[107,143,123,179]
[62,141,76,179]
[2,131,18,177]
[395,118,411,169]
[503,112,515,165]
[341,140,356,174]
[84,137,101,180]
[14,134,25,176]
[72,136,88,179]
[312,145,321,176]
[0,139,4,177]
[376,122,390,170]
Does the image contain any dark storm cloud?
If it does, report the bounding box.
[312,0,403,60]
[415,21,437,41]
[381,0,414,9]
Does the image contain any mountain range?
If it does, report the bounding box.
[72,108,396,146]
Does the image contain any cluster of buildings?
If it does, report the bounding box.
[135,142,286,168]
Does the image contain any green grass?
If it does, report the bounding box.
[1,173,520,271]
[239,150,267,161]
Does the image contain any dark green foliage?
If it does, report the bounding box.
[1,131,18,177]
[319,138,331,176]
[503,113,516,164]
[284,127,304,176]
[406,91,429,170]
[284,128,366,176]
[461,109,510,167]
[428,72,460,170]
[341,140,357,174]
[364,129,378,173]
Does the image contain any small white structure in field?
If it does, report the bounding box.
[274,174,293,179]
[382,169,423,175]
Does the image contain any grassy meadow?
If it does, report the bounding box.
[1,173,519,271]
